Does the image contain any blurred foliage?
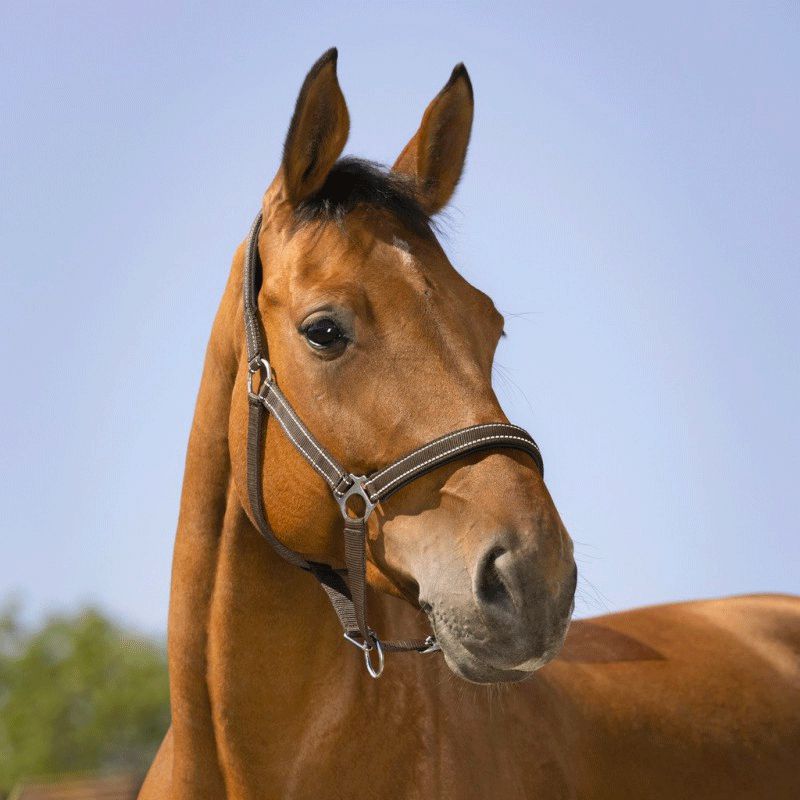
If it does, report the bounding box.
[0,600,169,794]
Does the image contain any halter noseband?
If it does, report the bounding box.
[243,211,544,678]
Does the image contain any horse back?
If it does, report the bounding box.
[549,594,800,799]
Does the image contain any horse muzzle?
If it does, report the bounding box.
[419,532,577,684]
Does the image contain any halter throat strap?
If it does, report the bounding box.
[243,211,544,678]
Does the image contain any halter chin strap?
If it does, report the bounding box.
[243,211,544,678]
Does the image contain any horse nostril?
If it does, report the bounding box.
[475,546,514,612]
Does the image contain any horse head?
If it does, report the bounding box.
[229,49,576,684]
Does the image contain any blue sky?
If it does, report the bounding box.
[2,2,797,634]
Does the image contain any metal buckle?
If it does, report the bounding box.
[343,630,385,678]
[420,635,441,654]
[248,357,273,398]
[336,474,376,522]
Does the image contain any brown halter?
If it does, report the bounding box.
[244,211,544,677]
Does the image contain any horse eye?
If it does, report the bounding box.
[303,317,345,349]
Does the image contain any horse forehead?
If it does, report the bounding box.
[267,217,480,322]
[279,224,434,290]
[371,234,438,294]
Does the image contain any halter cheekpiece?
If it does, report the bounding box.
[243,211,544,678]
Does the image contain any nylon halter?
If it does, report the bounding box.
[243,211,544,678]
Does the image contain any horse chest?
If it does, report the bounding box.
[207,672,573,800]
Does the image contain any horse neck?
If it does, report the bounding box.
[164,250,410,792]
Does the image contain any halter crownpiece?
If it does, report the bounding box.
[243,211,544,678]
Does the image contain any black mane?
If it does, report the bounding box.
[294,157,432,236]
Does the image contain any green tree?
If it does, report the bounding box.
[0,601,169,794]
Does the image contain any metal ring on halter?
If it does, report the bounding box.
[343,630,385,678]
[248,357,272,397]
[364,636,384,678]
[336,474,377,521]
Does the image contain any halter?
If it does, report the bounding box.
[243,211,544,678]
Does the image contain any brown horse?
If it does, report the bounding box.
[139,50,800,799]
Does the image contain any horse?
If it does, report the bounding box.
[139,49,800,799]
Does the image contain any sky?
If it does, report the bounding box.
[2,2,798,635]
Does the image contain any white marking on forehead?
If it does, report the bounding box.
[392,235,411,252]
[388,235,431,295]
[391,236,414,267]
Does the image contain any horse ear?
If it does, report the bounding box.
[281,48,350,205]
[392,64,474,215]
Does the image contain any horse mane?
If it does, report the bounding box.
[294,157,433,236]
